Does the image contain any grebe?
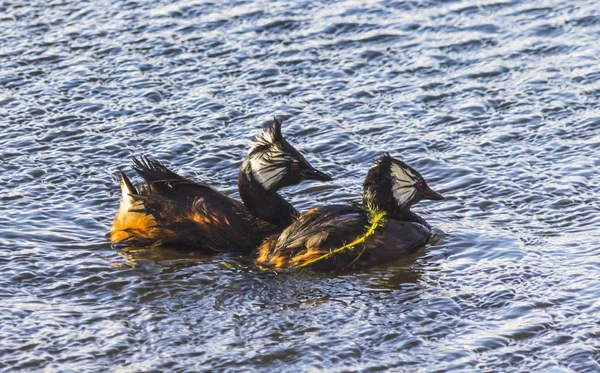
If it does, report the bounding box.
[109,119,331,254]
[255,154,444,270]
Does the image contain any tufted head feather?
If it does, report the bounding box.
[243,118,332,192]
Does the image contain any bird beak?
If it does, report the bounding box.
[300,166,333,182]
[422,186,444,201]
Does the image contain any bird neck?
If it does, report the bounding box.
[391,208,430,229]
[238,165,298,228]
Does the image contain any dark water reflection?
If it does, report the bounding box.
[2,0,600,371]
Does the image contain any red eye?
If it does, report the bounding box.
[290,160,299,170]
[415,181,424,191]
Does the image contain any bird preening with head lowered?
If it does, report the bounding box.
[255,154,444,271]
[108,119,332,254]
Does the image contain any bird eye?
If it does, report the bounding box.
[415,181,424,191]
[290,160,299,170]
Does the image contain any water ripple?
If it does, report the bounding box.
[2,0,600,371]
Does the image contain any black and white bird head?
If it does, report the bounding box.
[243,118,332,192]
[363,154,444,213]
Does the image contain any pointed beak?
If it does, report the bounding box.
[300,167,333,182]
[422,186,444,201]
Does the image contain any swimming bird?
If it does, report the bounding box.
[255,154,444,270]
[108,119,332,254]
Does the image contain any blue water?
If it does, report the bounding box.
[2,0,600,371]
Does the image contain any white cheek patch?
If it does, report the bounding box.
[390,163,417,206]
[390,162,415,184]
[249,153,286,191]
[391,185,415,207]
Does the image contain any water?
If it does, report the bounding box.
[2,0,600,371]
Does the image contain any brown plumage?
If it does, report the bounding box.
[108,157,277,253]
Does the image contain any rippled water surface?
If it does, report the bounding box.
[2,0,600,371]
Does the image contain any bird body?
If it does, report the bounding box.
[108,119,331,254]
[256,155,444,271]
